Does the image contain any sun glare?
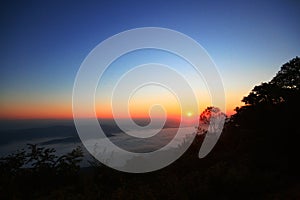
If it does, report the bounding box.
[186,111,193,117]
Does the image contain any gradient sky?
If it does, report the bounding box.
[0,0,299,119]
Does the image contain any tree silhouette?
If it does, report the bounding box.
[197,106,226,135]
[242,57,300,106]
[270,56,300,90]
[26,144,57,170]
[227,56,300,177]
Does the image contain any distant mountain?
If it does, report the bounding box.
[0,118,181,146]
[0,124,119,145]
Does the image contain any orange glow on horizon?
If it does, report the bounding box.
[0,100,72,120]
[0,94,241,120]
[0,104,239,120]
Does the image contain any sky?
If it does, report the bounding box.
[0,0,299,119]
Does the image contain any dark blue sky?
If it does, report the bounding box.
[1,0,299,118]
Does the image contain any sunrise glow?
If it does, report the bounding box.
[0,1,298,121]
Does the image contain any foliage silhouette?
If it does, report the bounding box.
[0,144,83,199]
[242,56,300,106]
[197,106,227,135]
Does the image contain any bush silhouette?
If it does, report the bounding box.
[0,144,83,199]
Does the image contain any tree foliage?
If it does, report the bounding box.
[197,106,227,135]
[270,56,300,90]
[0,144,83,174]
[242,57,300,106]
[0,144,83,199]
